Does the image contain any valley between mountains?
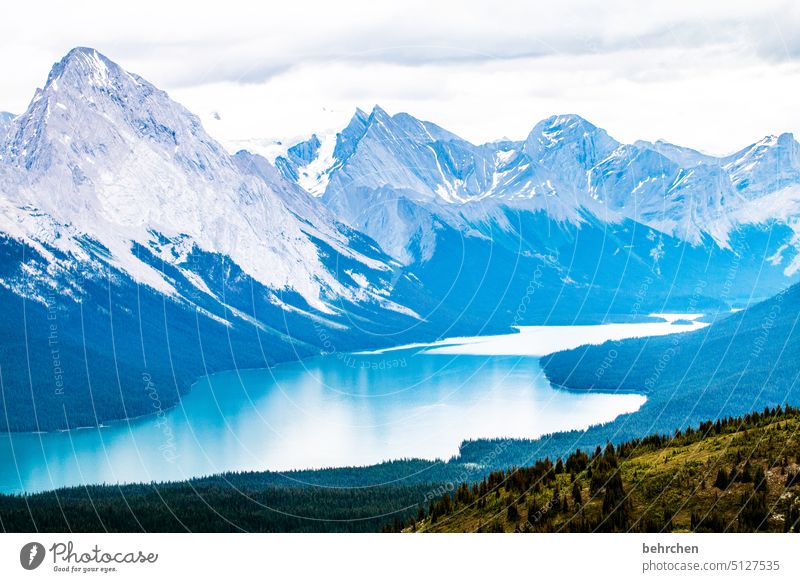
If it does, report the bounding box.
[1,47,799,433]
[1,48,800,527]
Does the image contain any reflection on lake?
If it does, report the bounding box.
[0,344,647,493]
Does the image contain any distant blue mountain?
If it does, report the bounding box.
[540,281,800,441]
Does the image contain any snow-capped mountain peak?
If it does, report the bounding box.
[722,132,800,197]
[47,47,122,90]
[0,47,396,313]
[524,114,619,169]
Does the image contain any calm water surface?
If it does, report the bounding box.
[0,345,647,493]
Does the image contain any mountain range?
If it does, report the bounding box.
[2,47,800,430]
[276,106,800,271]
[272,104,800,328]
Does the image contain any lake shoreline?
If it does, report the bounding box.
[1,313,694,436]
[0,313,704,494]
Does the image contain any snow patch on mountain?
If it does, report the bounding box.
[0,112,14,141]
[294,133,337,196]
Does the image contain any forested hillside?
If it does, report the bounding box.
[0,459,447,532]
[409,406,800,533]
[540,283,800,440]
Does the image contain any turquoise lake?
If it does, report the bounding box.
[0,345,647,493]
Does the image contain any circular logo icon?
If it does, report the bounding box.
[20,542,46,570]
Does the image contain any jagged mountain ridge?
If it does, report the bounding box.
[277,107,800,274]
[0,48,407,315]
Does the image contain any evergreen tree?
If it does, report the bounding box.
[571,480,583,507]
[601,472,629,531]
[714,468,729,490]
[754,465,768,494]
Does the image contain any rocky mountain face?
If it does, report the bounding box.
[0,112,13,140]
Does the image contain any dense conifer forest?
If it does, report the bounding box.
[407,405,800,533]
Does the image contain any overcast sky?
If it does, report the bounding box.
[1,0,799,155]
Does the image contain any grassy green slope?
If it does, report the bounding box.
[411,406,800,533]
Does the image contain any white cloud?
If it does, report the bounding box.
[1,0,799,154]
